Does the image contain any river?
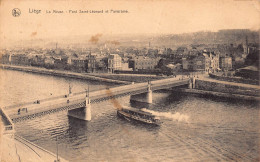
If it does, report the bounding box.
[0,69,259,161]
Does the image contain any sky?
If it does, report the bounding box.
[0,0,259,46]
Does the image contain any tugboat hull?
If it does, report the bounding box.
[117,108,161,126]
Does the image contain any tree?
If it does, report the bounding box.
[245,49,259,67]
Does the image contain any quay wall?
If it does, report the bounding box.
[209,73,259,85]
[175,88,260,101]
[0,64,130,84]
[0,64,166,84]
[195,79,260,97]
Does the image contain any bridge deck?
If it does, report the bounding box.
[3,77,190,122]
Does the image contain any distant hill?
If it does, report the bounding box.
[152,29,259,47]
[6,29,260,49]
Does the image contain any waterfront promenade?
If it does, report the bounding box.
[0,64,166,84]
[0,64,131,84]
[201,75,260,90]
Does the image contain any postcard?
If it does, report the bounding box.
[0,0,259,161]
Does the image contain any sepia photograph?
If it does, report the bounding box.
[0,0,259,161]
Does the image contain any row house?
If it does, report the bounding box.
[2,54,30,66]
[193,53,210,72]
[182,52,219,72]
[68,56,87,72]
[182,57,195,71]
[86,54,97,73]
[44,56,55,65]
[208,52,219,72]
[128,56,160,71]
[27,53,45,66]
[219,56,232,71]
[0,54,10,64]
[108,54,122,73]
[121,58,132,71]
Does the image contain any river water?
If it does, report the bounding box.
[0,69,259,161]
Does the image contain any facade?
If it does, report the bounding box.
[0,54,10,64]
[121,61,132,71]
[108,54,122,73]
[182,52,219,73]
[194,54,210,72]
[44,56,55,65]
[6,54,30,66]
[86,54,96,73]
[219,56,232,71]
[208,52,219,72]
[182,57,194,71]
[71,57,87,72]
[128,56,159,71]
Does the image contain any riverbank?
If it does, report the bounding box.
[0,64,166,84]
[1,64,259,101]
[0,64,131,85]
[176,88,260,101]
[209,73,259,85]
[195,77,260,97]
[177,76,260,101]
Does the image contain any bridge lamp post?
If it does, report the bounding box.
[85,86,91,121]
[147,80,153,104]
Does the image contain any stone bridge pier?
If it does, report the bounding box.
[189,77,196,89]
[67,91,92,121]
[130,81,153,105]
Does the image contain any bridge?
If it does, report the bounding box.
[1,77,191,124]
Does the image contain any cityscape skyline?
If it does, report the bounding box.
[0,0,259,47]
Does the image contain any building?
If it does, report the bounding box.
[182,57,194,71]
[70,56,87,72]
[0,54,10,64]
[121,62,132,71]
[219,56,232,71]
[44,56,55,65]
[27,53,45,66]
[128,56,160,71]
[86,54,97,73]
[182,52,219,73]
[208,52,219,72]
[108,54,122,73]
[194,53,210,72]
[8,54,30,66]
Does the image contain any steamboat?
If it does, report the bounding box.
[117,107,161,126]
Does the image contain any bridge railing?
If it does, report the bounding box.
[3,77,171,110]
[5,77,191,121]
[152,79,190,91]
[9,98,86,117]
[3,89,91,110]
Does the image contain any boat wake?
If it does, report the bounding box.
[141,108,190,123]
